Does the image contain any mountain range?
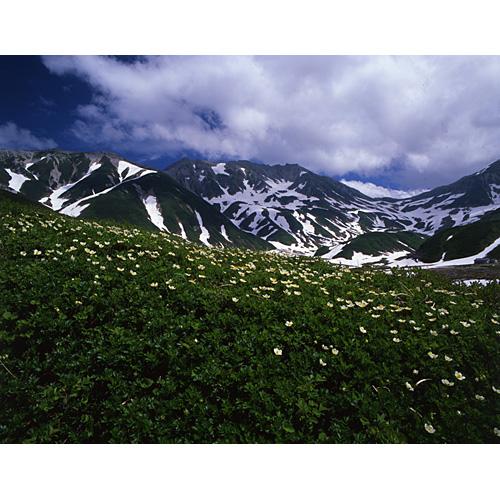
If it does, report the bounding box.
[1,147,500,265]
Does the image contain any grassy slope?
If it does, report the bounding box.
[415,220,500,263]
[326,231,427,259]
[1,197,499,444]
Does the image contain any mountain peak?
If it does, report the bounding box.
[2,148,500,260]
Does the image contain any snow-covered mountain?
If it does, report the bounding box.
[2,148,500,263]
[165,158,500,259]
[0,149,271,251]
[390,160,500,233]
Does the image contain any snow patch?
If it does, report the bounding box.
[220,225,231,242]
[424,236,500,267]
[211,163,227,175]
[195,210,211,246]
[143,195,169,232]
[177,221,187,240]
[40,162,102,211]
[330,250,411,267]
[60,202,91,217]
[117,161,153,181]
[5,169,30,192]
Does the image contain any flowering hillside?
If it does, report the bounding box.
[1,195,499,443]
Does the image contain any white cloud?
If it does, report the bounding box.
[42,55,500,189]
[0,121,58,150]
[340,179,427,199]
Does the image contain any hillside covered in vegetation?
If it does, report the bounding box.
[1,194,499,443]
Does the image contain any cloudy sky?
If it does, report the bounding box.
[1,4,499,198]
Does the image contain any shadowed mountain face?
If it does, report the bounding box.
[2,148,500,260]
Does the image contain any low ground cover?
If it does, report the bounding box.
[1,197,499,443]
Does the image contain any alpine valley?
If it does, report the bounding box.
[2,148,500,266]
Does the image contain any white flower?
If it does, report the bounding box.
[285,321,293,327]
[444,355,453,362]
[232,297,239,303]
[393,337,401,343]
[428,352,438,359]
[359,326,367,334]
[332,348,339,355]
[455,371,466,380]
[424,423,435,434]
[441,379,455,387]
[150,283,158,287]
[319,359,327,366]
[322,344,329,350]
[475,395,485,401]
[406,382,414,391]
[494,428,500,437]
[492,386,500,394]
[274,348,282,356]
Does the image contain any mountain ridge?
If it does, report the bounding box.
[2,148,500,262]
[0,148,271,251]
[165,156,500,259]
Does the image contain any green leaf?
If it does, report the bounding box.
[283,424,295,433]
[140,378,154,388]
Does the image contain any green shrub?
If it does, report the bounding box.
[1,197,499,443]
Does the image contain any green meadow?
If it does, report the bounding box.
[1,195,499,443]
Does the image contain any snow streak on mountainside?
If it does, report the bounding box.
[0,149,271,251]
[2,149,500,262]
[165,158,500,258]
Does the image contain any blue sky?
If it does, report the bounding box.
[1,54,499,197]
[1,1,500,199]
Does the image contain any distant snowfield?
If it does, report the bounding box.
[211,163,227,175]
